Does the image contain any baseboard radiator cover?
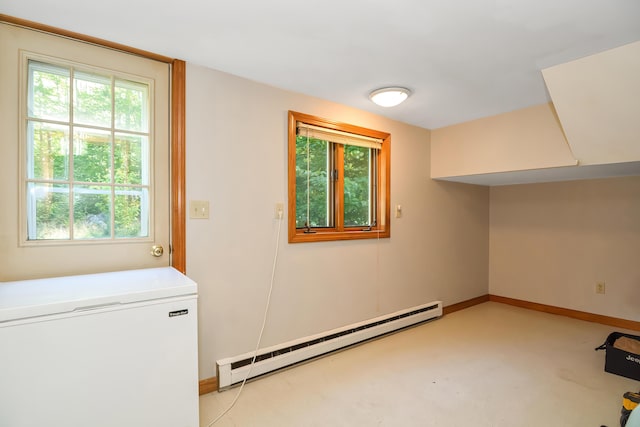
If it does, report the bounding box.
[216,301,442,390]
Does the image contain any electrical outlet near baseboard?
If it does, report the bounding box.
[595,281,606,294]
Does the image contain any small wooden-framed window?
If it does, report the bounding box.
[288,111,390,243]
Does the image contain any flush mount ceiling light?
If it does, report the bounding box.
[369,87,411,107]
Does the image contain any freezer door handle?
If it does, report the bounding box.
[73,302,122,312]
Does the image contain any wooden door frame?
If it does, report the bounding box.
[0,14,187,273]
[170,60,186,272]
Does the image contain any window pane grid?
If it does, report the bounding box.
[26,58,151,242]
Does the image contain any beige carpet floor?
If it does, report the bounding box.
[200,301,639,426]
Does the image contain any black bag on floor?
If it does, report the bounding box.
[595,332,640,381]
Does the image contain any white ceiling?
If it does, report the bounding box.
[2,0,640,129]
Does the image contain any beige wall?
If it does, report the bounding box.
[186,64,489,379]
[431,103,577,179]
[543,41,640,165]
[490,176,640,322]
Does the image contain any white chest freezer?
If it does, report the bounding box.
[0,267,199,427]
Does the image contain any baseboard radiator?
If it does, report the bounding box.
[216,301,442,390]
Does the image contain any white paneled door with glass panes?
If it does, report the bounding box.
[0,23,171,281]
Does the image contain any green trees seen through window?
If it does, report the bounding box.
[295,137,374,228]
[27,60,150,240]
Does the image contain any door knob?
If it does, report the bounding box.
[150,245,164,257]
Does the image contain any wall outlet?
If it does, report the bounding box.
[595,281,606,294]
[275,203,284,220]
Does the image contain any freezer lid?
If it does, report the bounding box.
[0,267,197,323]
